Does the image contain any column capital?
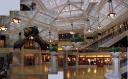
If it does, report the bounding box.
[110,52,120,58]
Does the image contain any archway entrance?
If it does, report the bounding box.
[24,54,35,66]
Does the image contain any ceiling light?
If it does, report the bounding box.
[0,25,7,31]
[98,26,101,29]
[11,18,21,24]
[49,39,52,43]
[70,23,75,34]
[86,18,92,33]
[107,13,116,18]
[107,0,116,18]
[87,29,92,32]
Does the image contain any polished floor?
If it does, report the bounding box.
[8,64,110,79]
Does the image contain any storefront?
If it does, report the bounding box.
[24,54,35,65]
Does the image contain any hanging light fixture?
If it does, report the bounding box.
[70,23,75,34]
[0,25,7,31]
[11,18,21,24]
[49,31,52,43]
[0,16,8,31]
[86,18,92,32]
[97,16,101,29]
[107,0,116,18]
[11,11,21,24]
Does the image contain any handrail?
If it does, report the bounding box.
[86,25,128,48]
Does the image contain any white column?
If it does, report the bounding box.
[50,51,58,73]
[105,52,121,79]
[75,48,79,79]
[112,52,121,79]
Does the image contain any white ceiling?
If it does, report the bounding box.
[8,0,128,41]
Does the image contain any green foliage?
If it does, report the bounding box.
[71,35,84,42]
[49,46,58,52]
[110,47,121,52]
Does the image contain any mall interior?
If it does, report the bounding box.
[0,0,128,79]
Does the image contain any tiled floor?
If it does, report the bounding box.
[8,64,110,79]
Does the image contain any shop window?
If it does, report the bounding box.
[67,55,76,66]
[0,35,6,48]
[0,40,5,48]
[42,54,50,62]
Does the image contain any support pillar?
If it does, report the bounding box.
[112,52,121,79]
[39,51,42,65]
[50,51,58,73]
[21,52,24,66]
[63,46,72,69]
[35,54,39,65]
[105,52,121,79]
[75,48,79,79]
[76,48,79,68]
[64,51,68,69]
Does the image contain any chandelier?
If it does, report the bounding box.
[11,18,21,24]
[86,18,92,32]
[10,11,21,24]
[97,16,101,29]
[69,23,75,35]
[0,16,8,31]
[0,25,7,31]
[107,0,116,18]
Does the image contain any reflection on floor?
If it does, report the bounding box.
[64,67,108,79]
[9,64,111,79]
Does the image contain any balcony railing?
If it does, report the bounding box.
[83,22,128,49]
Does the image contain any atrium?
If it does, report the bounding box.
[0,0,128,79]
